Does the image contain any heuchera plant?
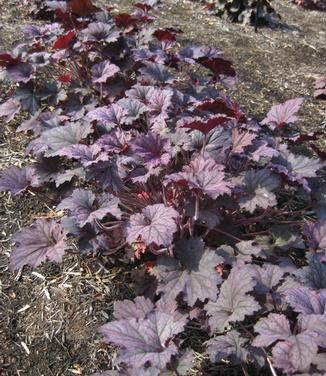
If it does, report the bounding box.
[292,0,326,11]
[1,0,326,375]
[198,0,279,26]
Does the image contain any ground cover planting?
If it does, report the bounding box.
[1,0,326,375]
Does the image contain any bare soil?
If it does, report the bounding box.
[0,0,326,375]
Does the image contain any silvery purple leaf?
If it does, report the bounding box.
[99,309,186,368]
[165,156,233,200]
[296,254,326,289]
[57,189,121,227]
[177,45,222,64]
[86,159,123,192]
[304,219,326,251]
[238,168,280,213]
[235,240,264,261]
[262,98,304,128]
[14,84,40,114]
[252,264,284,294]
[285,287,326,314]
[41,121,93,156]
[96,130,130,154]
[271,148,324,192]
[249,139,279,162]
[44,1,67,11]
[6,63,34,83]
[131,132,171,169]
[28,52,51,67]
[55,167,85,187]
[147,88,172,124]
[125,204,179,247]
[117,98,147,124]
[299,314,326,348]
[91,60,120,83]
[206,330,248,365]
[17,111,65,135]
[0,98,20,122]
[0,166,40,195]
[139,61,174,84]
[205,267,260,332]
[252,313,291,347]
[132,46,167,65]
[153,237,223,305]
[272,333,318,373]
[60,144,109,166]
[126,85,155,102]
[88,104,127,127]
[9,219,68,270]
[81,22,120,43]
[231,128,257,154]
[113,296,154,320]
[314,73,326,99]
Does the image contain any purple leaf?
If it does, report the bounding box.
[41,121,93,156]
[299,314,326,348]
[252,313,291,347]
[125,204,179,247]
[165,156,233,199]
[6,63,34,83]
[126,85,155,102]
[153,237,223,305]
[0,98,21,122]
[88,104,127,127]
[99,306,186,368]
[81,22,120,43]
[304,219,326,251]
[296,254,326,289]
[131,132,171,169]
[60,144,109,166]
[117,98,147,124]
[249,139,279,162]
[314,73,326,99]
[285,287,326,314]
[28,52,51,67]
[91,60,120,83]
[57,189,121,227]
[139,61,174,84]
[86,159,123,192]
[252,264,284,293]
[206,330,248,365]
[0,166,40,195]
[113,296,154,320]
[272,333,318,373]
[177,44,222,64]
[96,130,130,154]
[238,168,280,213]
[262,98,304,128]
[231,128,257,154]
[147,88,172,124]
[271,149,324,192]
[55,167,85,187]
[205,267,261,332]
[9,219,68,270]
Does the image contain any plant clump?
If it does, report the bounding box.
[198,0,280,26]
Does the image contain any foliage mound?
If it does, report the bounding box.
[292,0,326,11]
[198,0,279,26]
[1,0,326,375]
